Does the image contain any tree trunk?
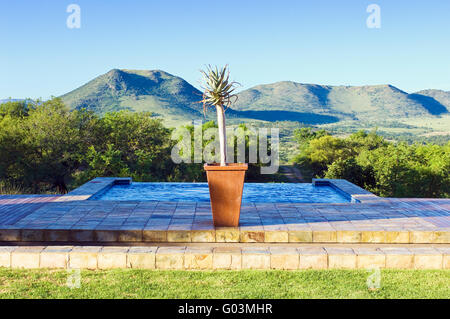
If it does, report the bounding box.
[216,105,227,166]
[54,177,68,194]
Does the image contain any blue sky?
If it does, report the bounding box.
[1,0,449,99]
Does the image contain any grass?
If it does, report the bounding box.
[0,182,61,196]
[0,182,25,195]
[401,114,450,134]
[0,269,448,299]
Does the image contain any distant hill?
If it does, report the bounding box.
[233,82,449,122]
[60,69,205,123]
[413,89,450,112]
[58,69,448,125]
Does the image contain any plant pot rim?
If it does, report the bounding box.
[204,163,248,171]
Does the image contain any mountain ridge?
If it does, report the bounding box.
[56,69,449,125]
[233,81,449,120]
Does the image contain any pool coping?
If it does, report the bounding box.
[66,177,380,204]
[312,179,381,203]
[63,177,132,201]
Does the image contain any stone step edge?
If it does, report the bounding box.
[1,229,449,244]
[0,245,448,270]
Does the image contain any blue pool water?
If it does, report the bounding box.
[90,183,351,203]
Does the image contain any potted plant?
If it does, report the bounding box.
[200,65,248,227]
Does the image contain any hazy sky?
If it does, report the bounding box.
[1,0,450,99]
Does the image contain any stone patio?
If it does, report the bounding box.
[0,197,449,244]
[1,178,449,269]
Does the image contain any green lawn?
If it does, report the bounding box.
[0,269,449,299]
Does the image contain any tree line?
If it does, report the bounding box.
[0,98,280,194]
[293,128,450,198]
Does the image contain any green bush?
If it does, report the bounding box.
[294,129,450,198]
[0,98,281,194]
[0,98,186,193]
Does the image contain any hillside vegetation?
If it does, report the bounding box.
[61,69,206,125]
[233,82,449,120]
[0,99,282,194]
[57,69,449,132]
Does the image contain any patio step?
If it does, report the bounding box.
[1,244,448,270]
[1,228,449,244]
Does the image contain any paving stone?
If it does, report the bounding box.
[191,230,215,243]
[0,229,21,241]
[215,228,240,242]
[361,231,386,243]
[143,230,167,242]
[98,247,129,269]
[380,247,414,269]
[298,247,327,269]
[433,231,450,244]
[0,247,15,267]
[11,246,45,268]
[45,230,70,242]
[21,229,45,242]
[436,248,450,269]
[410,231,436,244]
[313,231,337,243]
[270,248,299,270]
[127,246,157,269]
[40,246,72,268]
[184,247,213,269]
[95,230,118,242]
[353,248,386,269]
[265,231,288,243]
[326,247,357,269]
[410,247,443,269]
[156,247,185,269]
[166,230,191,242]
[241,248,270,269]
[70,230,95,242]
[212,247,241,269]
[118,230,142,242]
[288,230,313,243]
[385,231,410,243]
[444,255,450,269]
[240,231,265,243]
[337,230,362,243]
[414,255,443,270]
[69,246,101,269]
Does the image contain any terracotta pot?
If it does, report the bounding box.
[204,163,248,227]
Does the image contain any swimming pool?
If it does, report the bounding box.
[89,182,351,203]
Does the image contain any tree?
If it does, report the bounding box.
[325,158,368,187]
[200,65,239,166]
[79,110,176,182]
[19,98,92,193]
[0,100,31,118]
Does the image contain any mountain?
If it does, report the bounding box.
[59,69,449,125]
[413,89,450,113]
[233,82,448,122]
[60,69,205,123]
